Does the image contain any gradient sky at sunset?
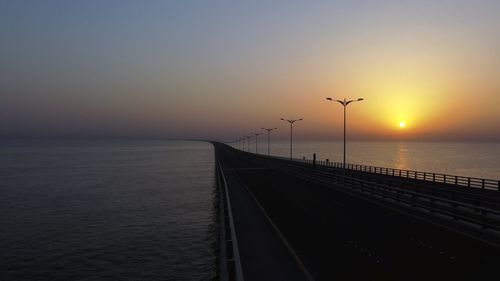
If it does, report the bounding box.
[1,1,499,141]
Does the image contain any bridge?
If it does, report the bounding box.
[213,142,500,281]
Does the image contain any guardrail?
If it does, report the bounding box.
[253,152,500,191]
[265,157,500,232]
[216,159,244,281]
[320,161,500,191]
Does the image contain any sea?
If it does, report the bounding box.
[1,139,499,281]
[0,140,217,281]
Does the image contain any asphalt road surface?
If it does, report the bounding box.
[215,143,500,281]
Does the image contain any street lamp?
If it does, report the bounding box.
[240,137,244,151]
[250,132,262,154]
[280,118,303,160]
[261,127,278,156]
[326,97,364,170]
[245,136,252,152]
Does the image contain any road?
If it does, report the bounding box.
[215,142,500,280]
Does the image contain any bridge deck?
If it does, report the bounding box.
[217,145,311,281]
[215,142,500,281]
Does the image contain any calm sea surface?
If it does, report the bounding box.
[0,140,216,281]
[238,140,500,180]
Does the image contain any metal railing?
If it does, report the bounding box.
[324,162,500,190]
[258,152,500,191]
[216,160,244,281]
[263,156,500,232]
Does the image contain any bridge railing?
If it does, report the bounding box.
[216,159,244,281]
[335,162,500,190]
[258,156,500,232]
[234,147,500,190]
[273,155,500,191]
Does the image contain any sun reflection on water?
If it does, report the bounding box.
[395,143,408,170]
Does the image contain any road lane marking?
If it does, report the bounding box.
[231,171,318,281]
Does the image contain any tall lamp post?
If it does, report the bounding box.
[280,118,302,160]
[326,97,364,170]
[250,132,261,154]
[242,136,247,152]
[261,127,277,156]
[245,136,252,152]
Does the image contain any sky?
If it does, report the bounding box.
[1,0,499,141]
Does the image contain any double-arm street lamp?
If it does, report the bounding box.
[326,97,364,170]
[280,118,303,160]
[261,127,277,156]
[250,132,262,154]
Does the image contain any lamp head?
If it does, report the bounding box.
[326,97,333,101]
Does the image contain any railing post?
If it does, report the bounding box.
[444,174,447,184]
[482,179,485,189]
[455,176,458,185]
[433,173,435,182]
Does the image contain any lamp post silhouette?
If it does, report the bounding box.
[241,137,247,151]
[261,127,277,156]
[280,118,303,160]
[250,132,261,154]
[245,136,252,152]
[326,97,364,170]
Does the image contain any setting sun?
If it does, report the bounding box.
[399,121,406,128]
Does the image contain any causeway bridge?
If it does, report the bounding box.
[214,142,500,281]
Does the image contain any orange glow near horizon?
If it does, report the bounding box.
[2,2,498,141]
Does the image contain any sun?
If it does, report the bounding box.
[399,121,406,128]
